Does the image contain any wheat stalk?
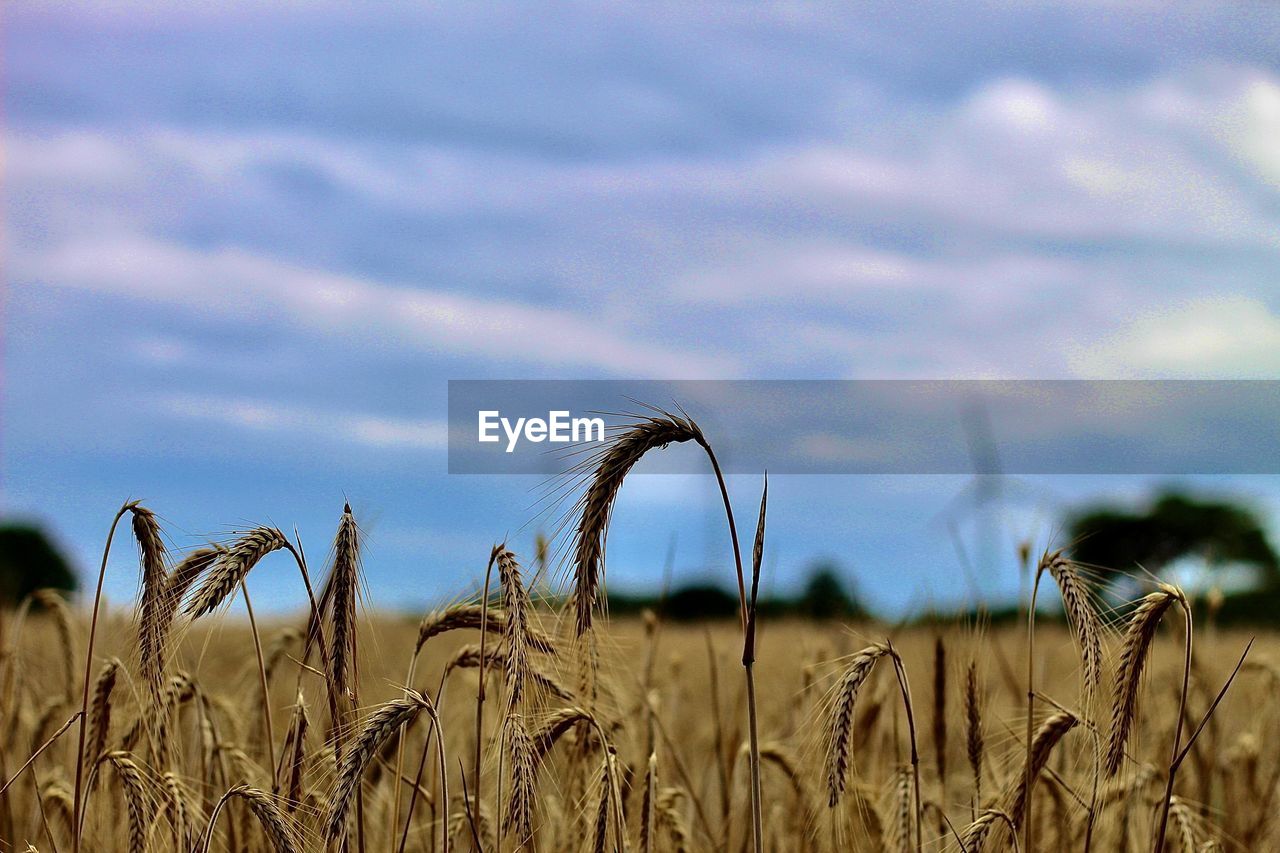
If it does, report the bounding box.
[32,589,76,698]
[161,771,193,849]
[496,546,532,709]
[445,644,573,701]
[960,808,1019,853]
[416,604,555,655]
[656,787,691,853]
[1043,551,1104,702]
[281,690,309,812]
[932,637,947,801]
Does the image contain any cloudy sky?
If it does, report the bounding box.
[5,1,1280,614]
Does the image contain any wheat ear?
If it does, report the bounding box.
[329,503,360,701]
[100,751,147,853]
[32,589,76,698]
[202,785,299,853]
[327,690,440,842]
[184,528,287,619]
[965,659,984,813]
[1008,709,1078,831]
[824,642,892,807]
[504,714,537,848]
[416,604,555,655]
[1105,586,1183,776]
[84,659,119,771]
[128,504,168,700]
[496,546,532,708]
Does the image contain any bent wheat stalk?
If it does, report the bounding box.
[330,691,449,853]
[1109,585,1192,853]
[1025,549,1101,852]
[201,785,298,853]
[568,409,759,850]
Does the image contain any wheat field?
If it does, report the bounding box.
[0,414,1274,852]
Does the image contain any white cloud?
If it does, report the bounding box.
[17,236,734,377]
[159,393,449,450]
[1070,295,1280,377]
[9,65,1280,385]
[1224,76,1280,189]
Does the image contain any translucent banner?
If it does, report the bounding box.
[447,380,1280,475]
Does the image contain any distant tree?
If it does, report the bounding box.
[662,584,739,621]
[0,523,78,605]
[796,562,866,620]
[1067,491,1279,589]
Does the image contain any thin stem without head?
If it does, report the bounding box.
[71,501,130,853]
[1024,566,1044,853]
[700,443,762,853]
[474,548,497,808]
[1152,598,1193,853]
[241,581,277,792]
[889,645,923,853]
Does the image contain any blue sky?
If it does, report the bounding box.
[5,1,1280,615]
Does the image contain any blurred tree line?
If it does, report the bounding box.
[607,559,869,621]
[0,523,78,605]
[1068,491,1279,589]
[1066,489,1280,624]
[5,487,1280,624]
